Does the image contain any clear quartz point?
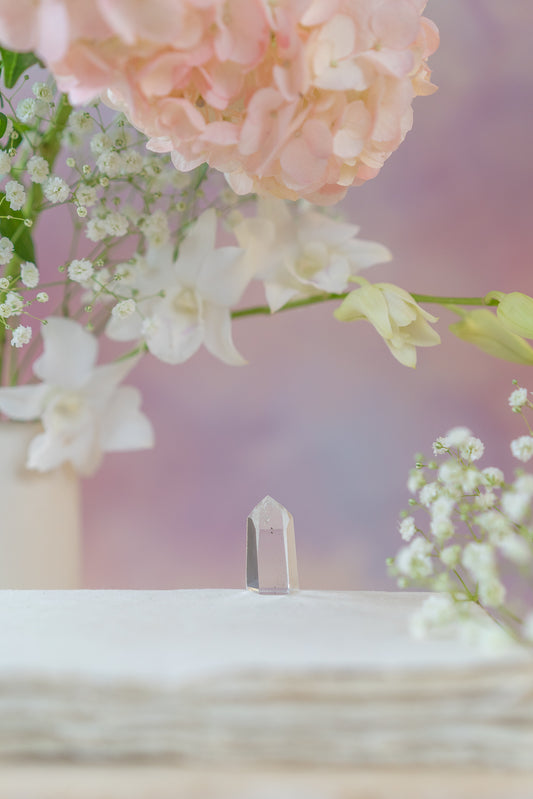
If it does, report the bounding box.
[246,495,299,594]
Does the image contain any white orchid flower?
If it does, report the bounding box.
[0,317,154,474]
[334,281,441,367]
[107,209,251,365]
[234,197,392,312]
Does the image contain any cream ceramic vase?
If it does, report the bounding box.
[0,422,81,588]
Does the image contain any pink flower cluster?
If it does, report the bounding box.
[0,0,439,204]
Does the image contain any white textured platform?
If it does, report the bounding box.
[0,590,531,769]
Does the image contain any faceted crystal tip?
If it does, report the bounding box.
[246,495,299,594]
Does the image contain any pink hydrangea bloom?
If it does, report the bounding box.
[0,0,439,204]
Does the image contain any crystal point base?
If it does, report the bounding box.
[246,495,299,594]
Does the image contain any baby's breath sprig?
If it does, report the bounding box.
[0,72,253,382]
[389,384,533,651]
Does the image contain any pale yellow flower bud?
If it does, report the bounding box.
[334,282,440,368]
[495,292,533,339]
[449,309,533,365]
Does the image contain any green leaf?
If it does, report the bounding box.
[0,113,7,138]
[0,48,38,89]
[0,196,35,262]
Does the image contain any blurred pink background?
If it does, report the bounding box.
[44,1,533,589]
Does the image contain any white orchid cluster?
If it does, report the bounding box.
[388,383,533,650]
[3,71,437,475]
[0,317,153,474]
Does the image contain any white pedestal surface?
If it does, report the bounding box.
[0,589,532,780]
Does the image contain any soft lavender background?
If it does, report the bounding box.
[42,1,533,588]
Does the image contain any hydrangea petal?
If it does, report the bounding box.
[0,0,438,203]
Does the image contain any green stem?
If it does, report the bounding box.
[232,293,341,319]
[38,93,73,167]
[231,292,495,320]
[1,92,73,384]
[499,605,523,625]
[474,600,522,644]
[452,568,475,598]
[24,93,73,227]
[411,294,497,306]
[115,343,148,362]
[452,567,524,644]
[0,253,21,382]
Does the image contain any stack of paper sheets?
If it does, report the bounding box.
[0,590,531,768]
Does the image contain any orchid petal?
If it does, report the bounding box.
[100,386,154,452]
[403,315,441,347]
[64,426,103,475]
[299,213,360,246]
[386,339,417,368]
[26,431,69,472]
[306,254,351,293]
[33,317,98,390]
[26,423,101,475]
[145,312,204,364]
[197,248,252,307]
[380,283,438,322]
[265,281,299,313]
[345,239,393,270]
[105,311,144,342]
[203,305,246,366]
[234,217,275,252]
[336,286,394,338]
[383,290,418,327]
[256,196,293,228]
[174,208,217,285]
[83,359,138,408]
[0,384,49,421]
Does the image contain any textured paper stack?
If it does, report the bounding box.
[0,589,532,770]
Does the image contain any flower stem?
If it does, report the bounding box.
[115,343,148,362]
[0,92,73,383]
[232,293,344,318]
[231,292,496,320]
[38,93,73,167]
[411,294,498,306]
[474,600,523,644]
